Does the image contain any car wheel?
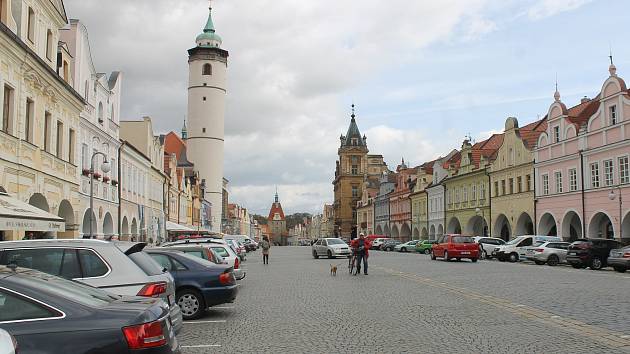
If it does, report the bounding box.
[430,250,436,260]
[312,250,319,259]
[613,266,627,273]
[424,249,431,255]
[547,255,559,267]
[508,253,519,263]
[401,247,407,252]
[471,257,478,263]
[443,251,449,261]
[590,257,603,270]
[327,250,334,259]
[177,289,205,320]
[480,250,487,260]
[534,260,545,265]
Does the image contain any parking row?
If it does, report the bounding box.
[0,235,259,353]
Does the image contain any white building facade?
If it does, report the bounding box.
[0,0,84,240]
[426,152,457,240]
[60,19,122,239]
[185,6,228,232]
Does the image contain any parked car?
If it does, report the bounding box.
[381,239,402,251]
[311,238,351,259]
[524,241,570,266]
[0,239,183,334]
[371,238,389,250]
[226,239,247,261]
[394,240,419,252]
[0,265,181,354]
[365,235,385,242]
[415,240,437,254]
[0,329,17,354]
[493,235,562,262]
[566,238,621,270]
[162,245,227,265]
[162,238,245,280]
[145,249,238,320]
[431,235,479,262]
[225,235,256,252]
[607,246,630,273]
[472,236,506,259]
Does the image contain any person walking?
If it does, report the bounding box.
[260,236,271,265]
[350,233,371,275]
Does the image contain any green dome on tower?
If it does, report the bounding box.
[196,6,222,48]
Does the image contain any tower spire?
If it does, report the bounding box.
[351,103,356,120]
[196,0,222,47]
[182,117,188,139]
[554,73,561,102]
[274,186,279,203]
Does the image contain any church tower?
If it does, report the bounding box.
[186,2,228,232]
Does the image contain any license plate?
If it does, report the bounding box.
[568,252,576,255]
[461,251,470,255]
[168,294,175,306]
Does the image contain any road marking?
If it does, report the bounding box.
[183,320,227,324]
[376,266,630,350]
[181,344,222,348]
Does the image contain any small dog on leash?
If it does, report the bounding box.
[330,263,340,276]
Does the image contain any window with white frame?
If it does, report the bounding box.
[553,126,560,143]
[590,162,600,188]
[604,160,614,186]
[542,174,549,195]
[619,156,629,184]
[471,184,476,200]
[609,105,617,125]
[455,188,459,203]
[569,168,577,191]
[463,187,468,202]
[555,171,563,193]
[480,183,485,200]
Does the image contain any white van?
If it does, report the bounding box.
[492,235,562,262]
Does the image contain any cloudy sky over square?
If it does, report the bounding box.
[65,0,629,215]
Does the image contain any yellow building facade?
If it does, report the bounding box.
[489,117,545,240]
[444,136,503,236]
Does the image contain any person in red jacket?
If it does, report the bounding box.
[350,233,372,275]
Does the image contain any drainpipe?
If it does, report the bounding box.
[117,143,123,238]
[443,185,447,234]
[579,150,586,237]
[487,170,491,237]
[425,190,429,239]
[533,158,537,235]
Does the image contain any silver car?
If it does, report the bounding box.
[163,238,246,280]
[311,238,351,259]
[472,236,506,259]
[524,241,570,266]
[0,239,183,333]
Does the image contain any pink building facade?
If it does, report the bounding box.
[534,64,630,243]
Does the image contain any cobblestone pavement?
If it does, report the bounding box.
[178,247,630,353]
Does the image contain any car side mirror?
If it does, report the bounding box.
[162,267,168,273]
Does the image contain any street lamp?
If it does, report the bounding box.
[475,207,487,236]
[87,152,110,239]
[608,186,623,239]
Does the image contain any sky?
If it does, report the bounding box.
[64,0,629,216]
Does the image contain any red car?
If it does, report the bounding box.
[431,234,479,262]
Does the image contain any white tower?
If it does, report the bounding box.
[186,3,228,232]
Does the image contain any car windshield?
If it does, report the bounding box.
[506,237,525,245]
[17,271,119,307]
[327,239,345,245]
[211,246,230,258]
[452,237,473,243]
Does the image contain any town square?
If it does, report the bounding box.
[0,0,629,353]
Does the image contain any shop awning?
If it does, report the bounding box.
[0,192,65,232]
[166,221,194,232]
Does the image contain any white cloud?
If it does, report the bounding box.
[463,17,498,40]
[527,0,593,20]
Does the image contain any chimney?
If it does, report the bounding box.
[581,96,590,104]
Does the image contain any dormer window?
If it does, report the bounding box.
[553,126,560,143]
[351,138,358,145]
[609,105,617,125]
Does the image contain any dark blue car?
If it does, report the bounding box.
[145,249,238,320]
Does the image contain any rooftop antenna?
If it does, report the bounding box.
[609,44,614,65]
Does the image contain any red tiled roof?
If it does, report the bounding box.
[565,98,600,130]
[442,151,461,169]
[268,202,286,220]
[518,117,547,150]
[163,132,186,160]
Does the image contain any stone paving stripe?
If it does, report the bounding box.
[181,344,222,348]
[376,266,630,352]
[183,320,227,324]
